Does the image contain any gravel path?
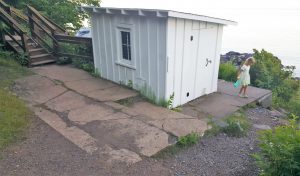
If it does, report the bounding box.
[0,107,284,176]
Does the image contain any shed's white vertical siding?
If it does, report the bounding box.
[91,13,167,101]
[165,17,224,107]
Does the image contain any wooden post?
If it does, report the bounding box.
[52,30,58,58]
[27,7,35,39]
[21,34,30,66]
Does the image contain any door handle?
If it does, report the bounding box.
[206,58,212,67]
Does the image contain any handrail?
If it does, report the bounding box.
[27,5,56,32]
[0,4,29,56]
[0,7,26,34]
[43,15,66,34]
[0,0,11,14]
[54,34,93,61]
[11,7,28,23]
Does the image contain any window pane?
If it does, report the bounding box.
[120,31,131,61]
[127,45,131,61]
[121,31,129,45]
[127,33,131,45]
[122,45,128,60]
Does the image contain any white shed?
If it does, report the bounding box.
[81,7,237,107]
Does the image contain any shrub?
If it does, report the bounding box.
[218,62,237,82]
[222,113,250,137]
[253,115,300,176]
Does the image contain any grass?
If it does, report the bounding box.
[0,52,32,150]
[153,132,200,158]
[204,112,251,137]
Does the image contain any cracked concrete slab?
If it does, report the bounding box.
[34,108,98,154]
[45,91,91,112]
[68,104,127,125]
[32,65,91,82]
[13,75,67,104]
[81,118,170,157]
[130,102,190,120]
[85,86,138,102]
[149,118,209,137]
[65,78,116,94]
[101,145,142,165]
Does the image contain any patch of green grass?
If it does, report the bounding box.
[0,89,31,150]
[0,57,32,89]
[204,112,251,138]
[0,53,32,150]
[153,132,200,158]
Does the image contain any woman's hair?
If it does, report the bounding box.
[245,57,256,65]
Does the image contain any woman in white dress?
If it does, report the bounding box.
[237,57,256,98]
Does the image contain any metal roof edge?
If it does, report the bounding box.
[79,6,237,25]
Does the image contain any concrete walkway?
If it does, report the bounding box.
[13,65,208,165]
[13,65,271,165]
[181,80,272,120]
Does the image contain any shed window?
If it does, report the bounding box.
[121,31,131,61]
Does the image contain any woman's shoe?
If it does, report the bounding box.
[243,94,249,98]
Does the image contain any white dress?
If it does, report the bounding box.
[240,65,250,86]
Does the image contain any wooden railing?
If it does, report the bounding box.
[27,5,58,53]
[54,34,93,61]
[0,3,93,64]
[27,5,93,62]
[0,7,29,55]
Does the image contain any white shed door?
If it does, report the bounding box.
[180,22,199,103]
[195,24,218,97]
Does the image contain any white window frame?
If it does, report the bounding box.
[115,23,136,69]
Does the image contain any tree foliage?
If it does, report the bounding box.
[4,0,100,31]
[250,49,300,106]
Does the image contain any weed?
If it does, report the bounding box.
[127,80,133,89]
[91,68,101,77]
[177,132,199,146]
[172,107,182,112]
[204,112,250,137]
[57,56,72,65]
[153,132,200,158]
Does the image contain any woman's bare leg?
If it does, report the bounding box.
[239,86,244,95]
[243,86,248,96]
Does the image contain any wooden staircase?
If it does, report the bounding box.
[4,34,56,66]
[0,1,66,66]
[0,1,93,67]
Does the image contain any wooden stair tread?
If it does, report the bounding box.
[30,59,56,66]
[30,53,51,59]
[29,48,44,52]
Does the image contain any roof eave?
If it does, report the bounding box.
[79,6,237,25]
[168,11,237,25]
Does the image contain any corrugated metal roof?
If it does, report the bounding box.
[80,6,237,25]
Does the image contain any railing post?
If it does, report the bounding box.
[52,31,58,58]
[21,33,30,66]
[27,7,35,38]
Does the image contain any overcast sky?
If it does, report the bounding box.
[101,0,300,59]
